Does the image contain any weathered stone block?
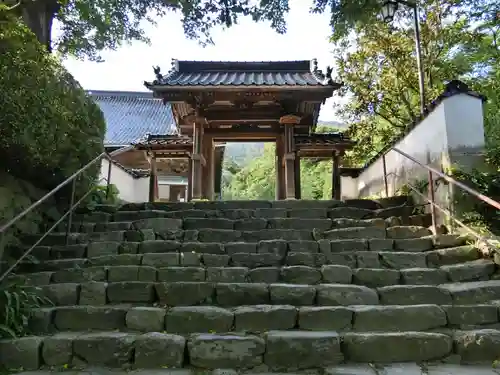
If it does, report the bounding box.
[132,217,182,231]
[233,305,297,331]
[181,242,225,255]
[356,252,380,268]
[225,242,257,255]
[281,266,321,284]
[442,280,500,304]
[328,207,373,219]
[432,234,466,249]
[165,306,233,333]
[156,282,214,306]
[89,253,141,266]
[126,307,166,332]
[269,218,332,230]
[317,284,379,306]
[73,332,135,366]
[288,208,327,218]
[28,307,55,334]
[0,336,43,370]
[142,252,179,267]
[202,254,231,267]
[134,333,186,368]
[352,268,400,287]
[378,285,452,305]
[324,227,386,240]
[379,252,427,269]
[328,239,368,253]
[256,208,287,218]
[41,332,76,366]
[353,305,447,332]
[441,259,495,282]
[443,305,498,326]
[52,266,106,283]
[207,267,248,282]
[264,331,343,370]
[288,240,319,253]
[401,268,448,285]
[386,226,432,239]
[321,265,353,284]
[107,282,155,303]
[369,239,394,251]
[232,253,282,267]
[139,240,181,253]
[198,229,242,243]
[188,334,265,368]
[54,306,127,331]
[394,238,433,252]
[41,283,80,306]
[157,267,206,282]
[180,251,202,266]
[215,283,269,306]
[298,306,353,331]
[242,229,312,242]
[184,218,234,230]
[325,252,357,268]
[248,267,280,283]
[270,284,316,305]
[119,242,140,254]
[342,332,452,362]
[257,239,288,257]
[87,241,120,257]
[234,218,268,231]
[79,281,107,305]
[108,265,157,282]
[286,252,326,267]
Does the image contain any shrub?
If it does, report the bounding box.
[0,7,106,193]
[0,281,52,339]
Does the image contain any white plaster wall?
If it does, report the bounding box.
[99,159,149,202]
[343,94,485,199]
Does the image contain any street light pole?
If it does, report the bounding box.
[411,4,426,115]
[380,0,426,115]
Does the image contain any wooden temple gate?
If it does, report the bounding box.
[142,59,353,201]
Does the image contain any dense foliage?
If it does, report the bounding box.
[0,7,106,191]
[4,0,291,61]
[223,0,499,204]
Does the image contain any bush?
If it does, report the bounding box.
[0,281,52,338]
[0,7,106,192]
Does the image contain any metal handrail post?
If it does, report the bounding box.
[65,178,77,245]
[382,154,389,197]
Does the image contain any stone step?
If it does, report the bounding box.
[19,226,457,248]
[9,365,500,375]
[67,206,427,225]
[15,234,468,261]
[21,280,500,307]
[1,329,499,370]
[28,303,500,335]
[10,260,496,287]
[7,243,483,276]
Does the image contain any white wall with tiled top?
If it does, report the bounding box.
[99,159,149,202]
[341,93,486,199]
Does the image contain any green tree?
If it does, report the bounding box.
[2,0,290,61]
[330,0,499,166]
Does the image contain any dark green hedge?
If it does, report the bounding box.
[0,7,105,192]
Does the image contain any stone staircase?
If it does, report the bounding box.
[2,197,500,374]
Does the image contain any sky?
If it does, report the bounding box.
[59,0,343,121]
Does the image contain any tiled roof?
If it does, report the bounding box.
[146,59,339,87]
[87,90,177,146]
[295,132,354,146]
[134,134,193,147]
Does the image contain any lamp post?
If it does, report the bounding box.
[380,0,426,115]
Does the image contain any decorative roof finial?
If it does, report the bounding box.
[312,58,319,73]
[325,66,334,85]
[153,66,163,84]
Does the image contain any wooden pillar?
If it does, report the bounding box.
[275,134,285,200]
[191,121,204,200]
[148,154,157,203]
[294,153,301,199]
[280,115,301,200]
[187,156,193,202]
[213,146,224,200]
[332,151,341,200]
[201,135,214,200]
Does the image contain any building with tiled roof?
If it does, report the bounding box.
[87,90,177,147]
[88,90,189,203]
